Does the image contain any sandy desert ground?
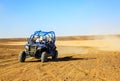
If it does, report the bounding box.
[0,35,120,81]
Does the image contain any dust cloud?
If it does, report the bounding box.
[94,35,120,51]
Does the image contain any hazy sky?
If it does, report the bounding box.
[0,0,120,38]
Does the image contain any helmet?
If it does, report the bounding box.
[39,36,43,41]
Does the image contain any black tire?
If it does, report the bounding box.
[52,50,58,61]
[19,51,26,62]
[41,52,47,62]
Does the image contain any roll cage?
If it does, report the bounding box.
[27,30,56,45]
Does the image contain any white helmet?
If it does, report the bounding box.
[39,36,43,41]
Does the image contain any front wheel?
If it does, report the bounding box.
[52,50,58,61]
[19,51,26,62]
[41,52,47,62]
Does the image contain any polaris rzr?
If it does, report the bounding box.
[19,30,58,62]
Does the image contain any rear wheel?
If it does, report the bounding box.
[52,50,58,61]
[19,51,26,62]
[41,52,47,62]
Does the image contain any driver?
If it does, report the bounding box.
[32,35,41,44]
[35,36,45,44]
[40,36,45,44]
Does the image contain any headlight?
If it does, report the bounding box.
[25,46,29,49]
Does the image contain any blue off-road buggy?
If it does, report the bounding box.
[19,30,58,62]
